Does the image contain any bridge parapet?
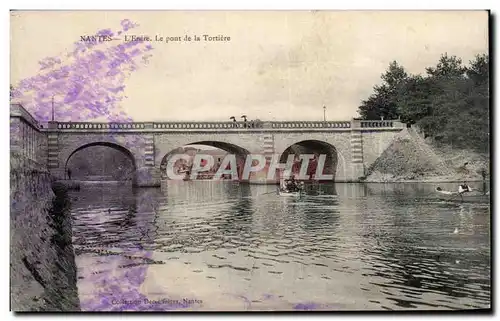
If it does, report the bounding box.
[10,103,41,130]
[153,121,257,129]
[359,120,404,129]
[49,121,262,131]
[45,119,404,132]
[56,122,148,130]
[270,121,351,129]
[10,103,46,166]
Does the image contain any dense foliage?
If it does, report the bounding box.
[358,53,489,152]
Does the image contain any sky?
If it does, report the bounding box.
[10,11,489,122]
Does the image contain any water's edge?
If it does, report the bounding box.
[10,154,80,311]
[10,155,490,311]
[71,181,491,311]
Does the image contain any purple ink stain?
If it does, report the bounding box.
[13,19,199,311]
[262,293,273,300]
[12,20,153,123]
[83,246,192,311]
[294,302,321,310]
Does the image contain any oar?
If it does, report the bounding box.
[259,185,281,196]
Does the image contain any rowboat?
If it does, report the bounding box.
[279,190,302,197]
[278,179,304,197]
[435,187,490,203]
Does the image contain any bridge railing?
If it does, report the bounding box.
[359,120,400,128]
[48,119,404,131]
[56,122,148,129]
[269,121,351,129]
[153,121,260,129]
[53,121,264,130]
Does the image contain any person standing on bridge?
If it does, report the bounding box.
[230,116,237,128]
[67,168,72,180]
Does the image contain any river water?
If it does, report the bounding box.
[69,181,490,311]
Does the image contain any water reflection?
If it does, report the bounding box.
[70,182,490,311]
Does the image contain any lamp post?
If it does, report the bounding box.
[323,105,326,121]
[51,95,55,121]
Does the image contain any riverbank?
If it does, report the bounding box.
[10,153,80,311]
[55,180,134,190]
[363,128,489,184]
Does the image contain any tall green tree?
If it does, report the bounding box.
[423,54,488,151]
[357,53,490,152]
[425,53,467,78]
[413,54,467,139]
[358,61,408,120]
[460,54,490,152]
[466,53,489,86]
[396,75,434,125]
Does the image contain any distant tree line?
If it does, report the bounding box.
[358,53,489,152]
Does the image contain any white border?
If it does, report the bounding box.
[2,1,497,321]
[3,1,499,10]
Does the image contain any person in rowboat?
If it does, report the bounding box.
[436,182,472,200]
[285,175,300,192]
[456,181,472,201]
[459,182,472,194]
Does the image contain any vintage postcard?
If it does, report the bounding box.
[9,10,490,312]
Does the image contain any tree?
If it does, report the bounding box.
[425,53,467,79]
[382,61,408,88]
[466,53,489,86]
[358,61,408,120]
[396,75,434,124]
[357,52,490,153]
[463,54,490,152]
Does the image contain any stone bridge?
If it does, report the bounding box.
[10,103,405,186]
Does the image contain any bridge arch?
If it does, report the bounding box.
[159,141,251,180]
[64,141,138,184]
[277,140,347,182]
[186,141,250,156]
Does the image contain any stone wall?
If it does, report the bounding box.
[10,152,80,311]
[10,105,47,167]
[361,130,402,170]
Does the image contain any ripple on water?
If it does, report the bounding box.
[70,183,491,311]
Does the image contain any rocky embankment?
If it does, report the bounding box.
[363,128,489,183]
[10,153,80,311]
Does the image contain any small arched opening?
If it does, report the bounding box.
[65,142,137,185]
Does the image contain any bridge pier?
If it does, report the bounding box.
[350,122,365,181]
[350,163,365,182]
[48,168,66,181]
[134,166,161,187]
